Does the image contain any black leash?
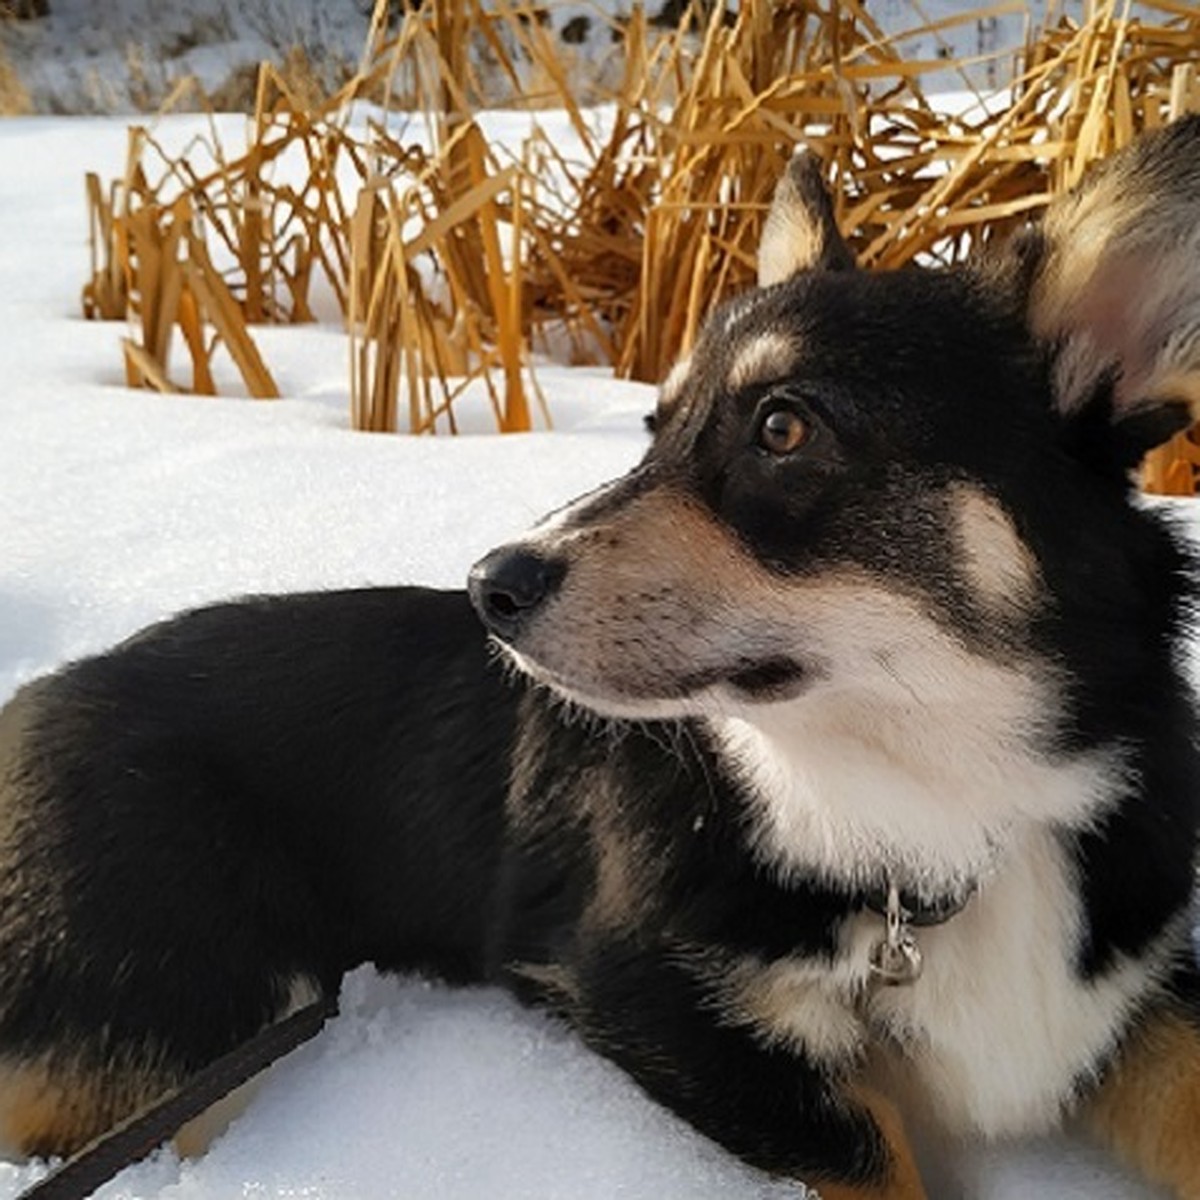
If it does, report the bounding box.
[19,994,339,1200]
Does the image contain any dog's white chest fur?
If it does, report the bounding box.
[855,831,1151,1137]
[729,826,1160,1139]
[712,703,1163,1139]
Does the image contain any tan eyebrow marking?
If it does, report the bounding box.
[658,354,694,412]
[727,333,799,393]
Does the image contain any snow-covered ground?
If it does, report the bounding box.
[0,113,1177,1199]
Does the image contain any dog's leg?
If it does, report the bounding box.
[560,942,927,1198]
[814,1088,926,1200]
[0,1056,167,1159]
[1081,1009,1200,1198]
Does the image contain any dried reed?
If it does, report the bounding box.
[0,35,30,116]
[83,0,1200,492]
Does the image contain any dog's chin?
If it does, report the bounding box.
[497,644,698,720]
[496,643,810,722]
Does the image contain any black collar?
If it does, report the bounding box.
[863,879,977,927]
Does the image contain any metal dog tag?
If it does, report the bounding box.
[869,930,923,985]
[868,883,924,986]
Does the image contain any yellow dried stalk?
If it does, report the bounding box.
[118,190,278,400]
[351,0,1200,464]
[87,0,1200,448]
[87,56,416,331]
[348,114,535,434]
[82,173,129,321]
[121,194,189,392]
[183,232,280,400]
[177,285,216,395]
[349,184,401,433]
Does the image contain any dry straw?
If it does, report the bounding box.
[82,0,1200,489]
[0,39,31,117]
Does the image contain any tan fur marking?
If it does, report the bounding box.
[816,1087,927,1200]
[0,1056,164,1158]
[659,355,693,410]
[518,483,1067,769]
[717,956,864,1064]
[1032,175,1150,352]
[726,333,798,393]
[0,976,319,1160]
[508,960,582,1004]
[571,765,653,932]
[1083,1011,1200,1197]
[517,487,758,709]
[1,1059,256,1162]
[507,702,655,932]
[950,485,1038,617]
[584,807,646,930]
[757,151,852,286]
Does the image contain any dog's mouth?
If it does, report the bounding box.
[495,645,692,720]
[501,642,810,719]
[677,656,810,704]
[723,657,808,699]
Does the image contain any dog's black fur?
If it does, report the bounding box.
[3,119,1200,1196]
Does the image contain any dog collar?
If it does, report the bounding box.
[863,879,977,927]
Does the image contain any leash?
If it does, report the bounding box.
[19,993,339,1200]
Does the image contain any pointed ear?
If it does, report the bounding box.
[757,151,856,287]
[1019,116,1200,463]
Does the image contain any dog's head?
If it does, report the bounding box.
[469,119,1200,781]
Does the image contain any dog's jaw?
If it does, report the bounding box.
[495,633,818,722]
[495,640,706,722]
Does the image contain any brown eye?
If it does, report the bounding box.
[758,408,809,455]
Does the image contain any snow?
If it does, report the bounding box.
[0,113,1175,1199]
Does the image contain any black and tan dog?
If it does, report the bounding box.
[3,117,1200,1197]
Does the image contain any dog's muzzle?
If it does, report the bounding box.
[468,547,566,642]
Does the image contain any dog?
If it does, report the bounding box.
[2,115,1200,1198]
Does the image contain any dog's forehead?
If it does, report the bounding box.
[653,267,1025,442]
[661,286,810,410]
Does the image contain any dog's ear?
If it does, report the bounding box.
[757,151,856,287]
[1016,115,1200,468]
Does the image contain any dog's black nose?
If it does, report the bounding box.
[468,548,565,640]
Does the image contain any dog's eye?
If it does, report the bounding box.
[758,408,809,455]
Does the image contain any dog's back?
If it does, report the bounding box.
[0,587,515,1155]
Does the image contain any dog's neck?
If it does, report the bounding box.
[709,694,1126,901]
